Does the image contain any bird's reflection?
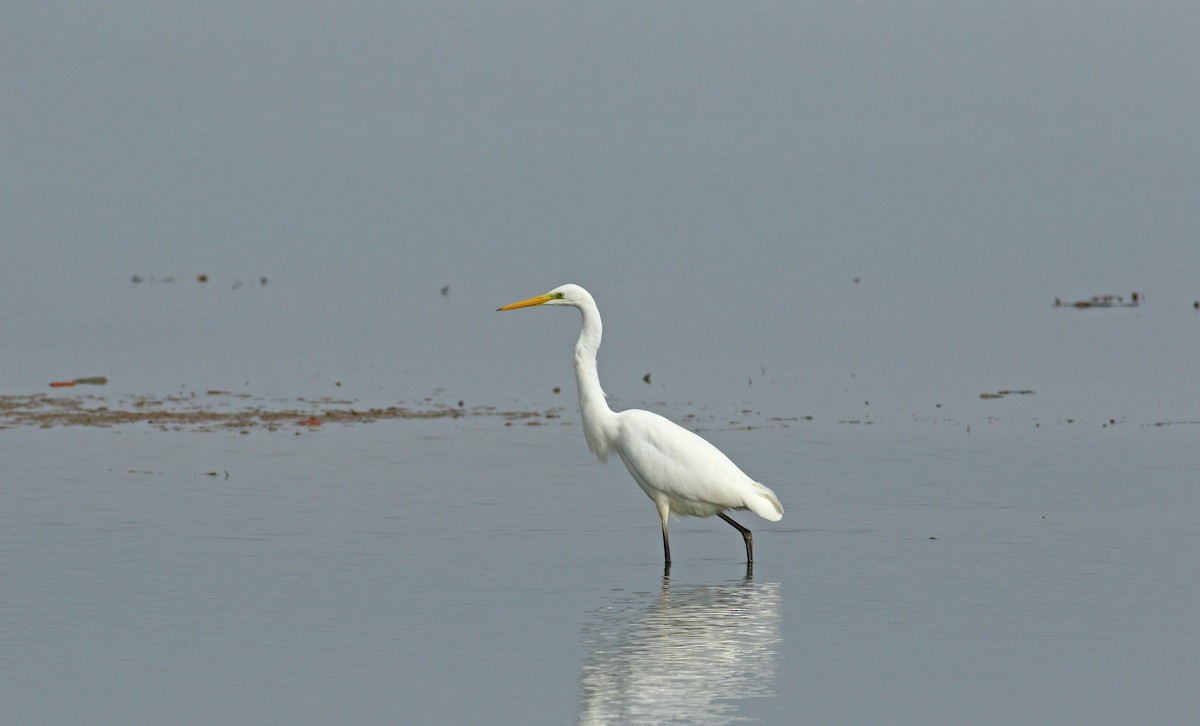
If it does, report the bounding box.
[578,567,782,725]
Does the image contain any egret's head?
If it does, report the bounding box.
[497,284,592,311]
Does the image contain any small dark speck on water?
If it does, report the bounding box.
[441,285,450,296]
[643,373,651,384]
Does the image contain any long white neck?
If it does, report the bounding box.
[573,297,618,461]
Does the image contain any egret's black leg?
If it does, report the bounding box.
[657,501,672,566]
[718,512,754,563]
[661,520,672,565]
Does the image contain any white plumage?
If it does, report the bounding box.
[499,284,783,564]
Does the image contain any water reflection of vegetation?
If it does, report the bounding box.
[578,570,781,725]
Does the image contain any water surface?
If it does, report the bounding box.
[4,419,1197,724]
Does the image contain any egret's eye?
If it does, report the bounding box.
[551,291,565,300]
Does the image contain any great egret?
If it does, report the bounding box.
[498,284,783,564]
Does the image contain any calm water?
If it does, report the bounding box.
[4,418,1197,724]
[5,3,1200,723]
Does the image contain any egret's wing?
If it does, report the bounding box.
[614,410,759,516]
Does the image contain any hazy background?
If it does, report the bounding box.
[5,4,1200,724]
[5,1,1198,423]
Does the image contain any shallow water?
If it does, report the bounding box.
[4,419,1197,724]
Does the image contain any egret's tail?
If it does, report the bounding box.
[746,481,784,521]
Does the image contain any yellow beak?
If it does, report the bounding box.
[497,293,553,311]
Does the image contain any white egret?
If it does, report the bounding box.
[498,284,783,564]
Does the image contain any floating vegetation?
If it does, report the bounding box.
[1,391,1178,433]
[0,391,827,434]
[1053,292,1140,309]
[131,273,268,286]
[0,393,566,433]
[979,390,1035,400]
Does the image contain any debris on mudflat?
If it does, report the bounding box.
[5,388,807,434]
[0,393,575,432]
[132,274,268,286]
[980,389,1035,400]
[49,376,108,388]
[1053,292,1140,309]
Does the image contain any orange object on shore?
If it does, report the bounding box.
[49,376,106,387]
[298,416,321,426]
